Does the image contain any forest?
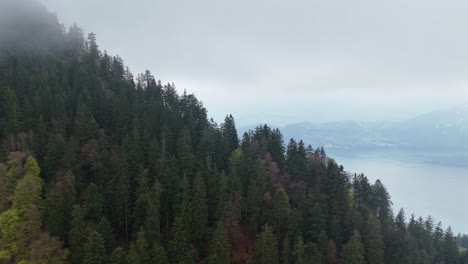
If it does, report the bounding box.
[0,1,467,263]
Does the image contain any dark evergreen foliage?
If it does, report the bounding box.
[0,2,465,263]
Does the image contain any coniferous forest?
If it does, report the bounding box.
[0,1,467,263]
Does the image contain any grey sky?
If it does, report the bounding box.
[40,0,468,125]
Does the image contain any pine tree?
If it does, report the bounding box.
[207,221,231,264]
[45,170,76,240]
[433,222,445,263]
[84,231,106,264]
[341,229,365,264]
[74,105,99,144]
[287,209,304,244]
[128,229,151,264]
[67,23,85,52]
[96,217,116,255]
[388,209,410,264]
[151,242,169,264]
[292,235,305,264]
[371,180,392,221]
[302,199,326,243]
[221,114,239,162]
[273,187,290,235]
[245,159,268,230]
[176,175,192,238]
[127,243,139,264]
[83,182,104,223]
[133,168,150,233]
[443,227,459,264]
[281,235,291,264]
[191,172,208,249]
[33,115,48,163]
[69,205,87,264]
[213,171,229,222]
[364,214,385,264]
[109,247,128,264]
[253,224,280,264]
[1,87,22,136]
[144,180,162,245]
[176,129,195,177]
[86,32,100,59]
[285,139,308,180]
[160,156,179,238]
[303,242,323,264]
[170,216,193,264]
[111,157,130,241]
[64,137,80,175]
[43,134,64,178]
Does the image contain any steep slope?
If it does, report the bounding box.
[0,1,465,263]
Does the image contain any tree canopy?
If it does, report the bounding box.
[0,2,465,263]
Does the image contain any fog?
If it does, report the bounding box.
[34,0,468,125]
[0,0,64,53]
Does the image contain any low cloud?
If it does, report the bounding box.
[40,0,468,124]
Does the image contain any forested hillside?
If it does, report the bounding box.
[0,1,466,263]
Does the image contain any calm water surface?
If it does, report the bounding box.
[331,151,468,234]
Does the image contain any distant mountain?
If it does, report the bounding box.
[383,104,468,151]
[242,105,468,152]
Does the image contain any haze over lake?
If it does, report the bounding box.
[331,150,468,234]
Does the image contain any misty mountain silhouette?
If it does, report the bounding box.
[241,105,468,151]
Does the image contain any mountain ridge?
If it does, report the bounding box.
[240,104,468,152]
[0,1,466,263]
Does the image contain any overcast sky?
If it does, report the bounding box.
[40,0,468,126]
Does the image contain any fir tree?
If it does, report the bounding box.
[144,180,162,245]
[128,229,151,264]
[207,221,231,264]
[303,242,323,264]
[83,182,104,223]
[443,227,459,264]
[151,242,169,264]
[191,172,208,249]
[292,235,305,264]
[45,170,76,240]
[96,217,116,255]
[341,230,365,264]
[69,205,87,264]
[364,214,384,264]
[273,187,290,235]
[109,247,128,264]
[253,224,280,264]
[170,216,193,264]
[84,231,106,264]
[221,114,239,162]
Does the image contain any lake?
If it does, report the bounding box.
[329,150,468,234]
